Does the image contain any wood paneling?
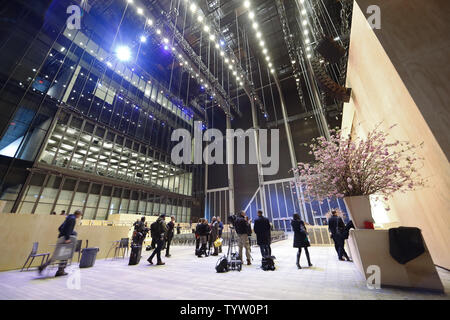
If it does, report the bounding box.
[342,2,450,268]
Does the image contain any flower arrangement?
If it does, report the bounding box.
[294,125,426,204]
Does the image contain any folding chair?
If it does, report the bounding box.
[21,242,50,271]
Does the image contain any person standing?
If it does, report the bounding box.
[209,217,219,256]
[176,223,181,235]
[60,210,66,216]
[217,217,224,253]
[165,216,175,257]
[39,210,83,276]
[195,218,202,254]
[254,210,272,258]
[328,210,351,261]
[148,214,168,265]
[291,214,312,269]
[197,219,210,257]
[235,211,252,265]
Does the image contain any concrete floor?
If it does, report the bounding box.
[1,238,449,300]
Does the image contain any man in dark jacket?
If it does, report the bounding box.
[197,219,210,257]
[328,210,351,261]
[254,210,272,258]
[235,211,252,265]
[39,210,83,276]
[165,216,175,257]
[148,214,168,265]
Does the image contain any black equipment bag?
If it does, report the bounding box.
[215,256,229,273]
[261,256,275,271]
[128,244,142,265]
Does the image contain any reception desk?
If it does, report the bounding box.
[347,229,444,292]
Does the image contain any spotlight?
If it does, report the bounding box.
[116,46,131,61]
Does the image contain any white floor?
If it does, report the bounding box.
[0,238,449,300]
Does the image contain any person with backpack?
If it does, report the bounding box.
[39,210,83,276]
[292,213,312,269]
[148,214,168,265]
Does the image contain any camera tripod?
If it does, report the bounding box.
[226,226,242,271]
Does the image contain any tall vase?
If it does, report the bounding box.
[343,195,375,229]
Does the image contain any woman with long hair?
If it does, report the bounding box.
[291,213,312,269]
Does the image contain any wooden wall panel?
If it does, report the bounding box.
[342,2,450,268]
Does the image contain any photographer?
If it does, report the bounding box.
[197,219,210,257]
[235,211,252,265]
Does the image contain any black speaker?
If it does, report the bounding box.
[311,59,351,102]
[315,36,346,64]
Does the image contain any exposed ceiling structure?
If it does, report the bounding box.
[85,0,353,132]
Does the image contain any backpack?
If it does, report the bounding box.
[215,256,229,273]
[261,257,275,271]
[150,221,162,239]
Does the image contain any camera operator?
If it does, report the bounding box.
[235,211,252,265]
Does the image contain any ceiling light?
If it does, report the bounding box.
[220,51,224,56]
[306,46,311,51]
[304,30,309,35]
[263,48,267,54]
[209,34,215,41]
[244,1,250,8]
[116,46,131,61]
[137,8,143,15]
[225,58,229,63]
[204,25,210,32]
[307,54,311,58]
[240,81,243,86]
[268,62,272,67]
[140,36,147,43]
[249,11,255,19]
[252,22,258,30]
[291,60,296,64]
[190,4,197,12]
[156,29,161,34]
[256,32,261,38]
[147,19,153,26]
[163,38,169,44]
[259,40,265,47]
[215,43,219,48]
[265,56,270,61]
[197,15,203,22]
[270,68,275,73]
[302,20,307,26]
[305,38,310,44]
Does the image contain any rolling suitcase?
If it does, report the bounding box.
[128,244,142,265]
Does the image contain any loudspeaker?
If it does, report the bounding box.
[311,59,351,102]
[316,36,346,64]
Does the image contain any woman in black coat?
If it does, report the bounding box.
[291,213,312,269]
